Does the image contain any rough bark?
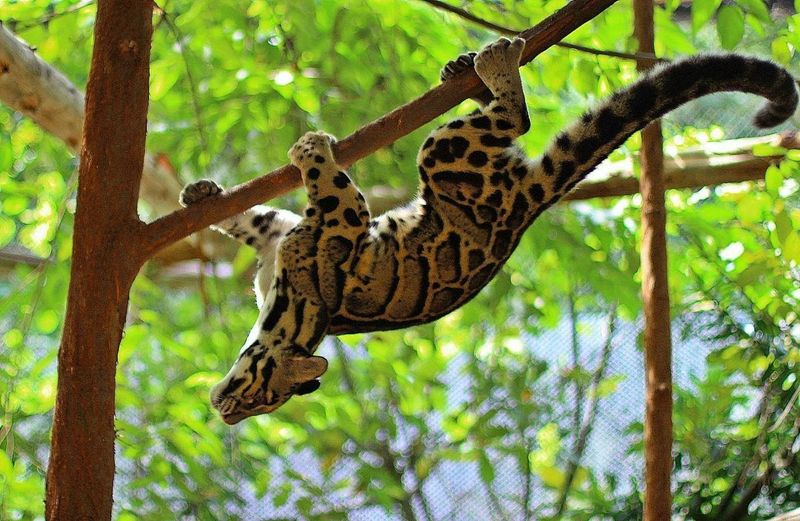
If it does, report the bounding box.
[634,1,674,519]
[44,1,153,519]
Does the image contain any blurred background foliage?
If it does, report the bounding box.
[1,0,800,519]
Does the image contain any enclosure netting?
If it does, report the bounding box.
[106,93,788,520]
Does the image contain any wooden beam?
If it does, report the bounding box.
[769,508,800,521]
[634,0,673,519]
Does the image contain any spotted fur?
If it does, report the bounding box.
[180,38,798,424]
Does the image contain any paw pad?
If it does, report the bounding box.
[180,179,223,206]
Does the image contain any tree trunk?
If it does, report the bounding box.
[45,1,153,519]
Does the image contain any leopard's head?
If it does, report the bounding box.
[210,342,327,424]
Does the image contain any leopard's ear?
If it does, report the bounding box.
[285,354,328,381]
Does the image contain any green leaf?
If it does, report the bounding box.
[692,0,722,31]
[772,37,794,64]
[736,0,771,22]
[478,453,495,484]
[0,138,11,173]
[0,215,15,248]
[717,6,745,49]
[764,165,783,196]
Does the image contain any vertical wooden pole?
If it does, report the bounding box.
[45,1,153,519]
[633,0,673,519]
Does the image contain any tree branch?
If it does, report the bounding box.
[140,0,621,258]
[0,23,185,217]
[555,306,618,516]
[417,0,664,64]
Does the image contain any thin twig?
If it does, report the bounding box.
[417,0,665,63]
[157,8,210,161]
[555,304,618,516]
[9,0,95,32]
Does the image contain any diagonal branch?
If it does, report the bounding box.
[139,0,621,259]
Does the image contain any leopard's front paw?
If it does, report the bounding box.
[440,52,478,82]
[473,37,525,81]
[180,179,223,207]
[289,131,337,167]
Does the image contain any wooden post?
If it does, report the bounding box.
[633,0,673,519]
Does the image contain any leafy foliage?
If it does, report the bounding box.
[2,0,800,519]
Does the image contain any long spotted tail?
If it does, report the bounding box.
[539,54,798,197]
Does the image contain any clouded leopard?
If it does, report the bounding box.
[180,38,798,424]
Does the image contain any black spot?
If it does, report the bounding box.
[511,165,527,179]
[435,232,462,283]
[291,299,307,341]
[318,196,339,213]
[581,112,593,124]
[333,172,350,188]
[489,171,512,190]
[418,166,429,182]
[344,208,362,227]
[529,183,545,203]
[423,137,435,149]
[448,119,465,129]
[491,105,507,113]
[495,119,514,130]
[628,80,658,119]
[430,287,464,313]
[471,116,492,129]
[432,170,484,194]
[314,155,326,163]
[480,134,512,148]
[574,136,601,163]
[424,156,436,168]
[491,229,514,258]
[252,214,265,227]
[246,236,256,245]
[468,249,485,270]
[261,358,277,396]
[492,156,509,169]
[556,133,572,151]
[487,190,503,207]
[506,193,529,229]
[596,107,625,138]
[541,155,554,176]
[326,219,339,227]
[220,377,246,397]
[477,205,497,222]
[555,160,577,192]
[451,137,470,158]
[468,263,496,291]
[308,167,320,180]
[429,139,456,163]
[387,218,398,231]
[263,294,289,331]
[305,208,317,217]
[467,150,489,167]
